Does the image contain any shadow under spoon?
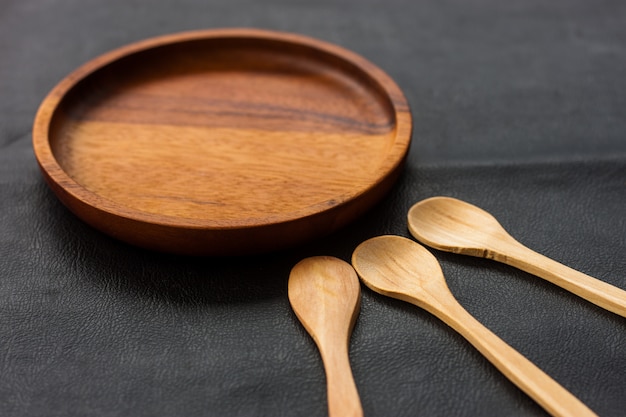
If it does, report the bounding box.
[408,196,626,317]
[352,235,597,417]
[288,256,363,417]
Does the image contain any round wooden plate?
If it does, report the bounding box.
[33,29,412,255]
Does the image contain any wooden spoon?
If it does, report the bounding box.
[288,256,363,417]
[407,196,626,317]
[352,235,597,417]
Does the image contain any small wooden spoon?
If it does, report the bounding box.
[352,236,597,417]
[288,256,363,417]
[407,196,626,317]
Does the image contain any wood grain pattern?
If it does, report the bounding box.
[33,29,412,255]
[352,236,598,417]
[407,196,626,317]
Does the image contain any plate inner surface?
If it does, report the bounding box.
[49,38,397,224]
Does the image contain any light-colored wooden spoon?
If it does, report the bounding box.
[352,235,597,417]
[407,196,626,317]
[288,256,363,417]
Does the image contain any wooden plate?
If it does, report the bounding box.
[33,29,412,255]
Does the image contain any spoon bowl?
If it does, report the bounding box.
[352,235,597,417]
[408,196,626,317]
[408,196,515,256]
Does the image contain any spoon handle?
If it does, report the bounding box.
[319,343,363,417]
[429,296,598,417]
[500,241,626,317]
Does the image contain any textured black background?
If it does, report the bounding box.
[1,1,625,416]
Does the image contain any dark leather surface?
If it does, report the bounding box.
[1,1,625,416]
